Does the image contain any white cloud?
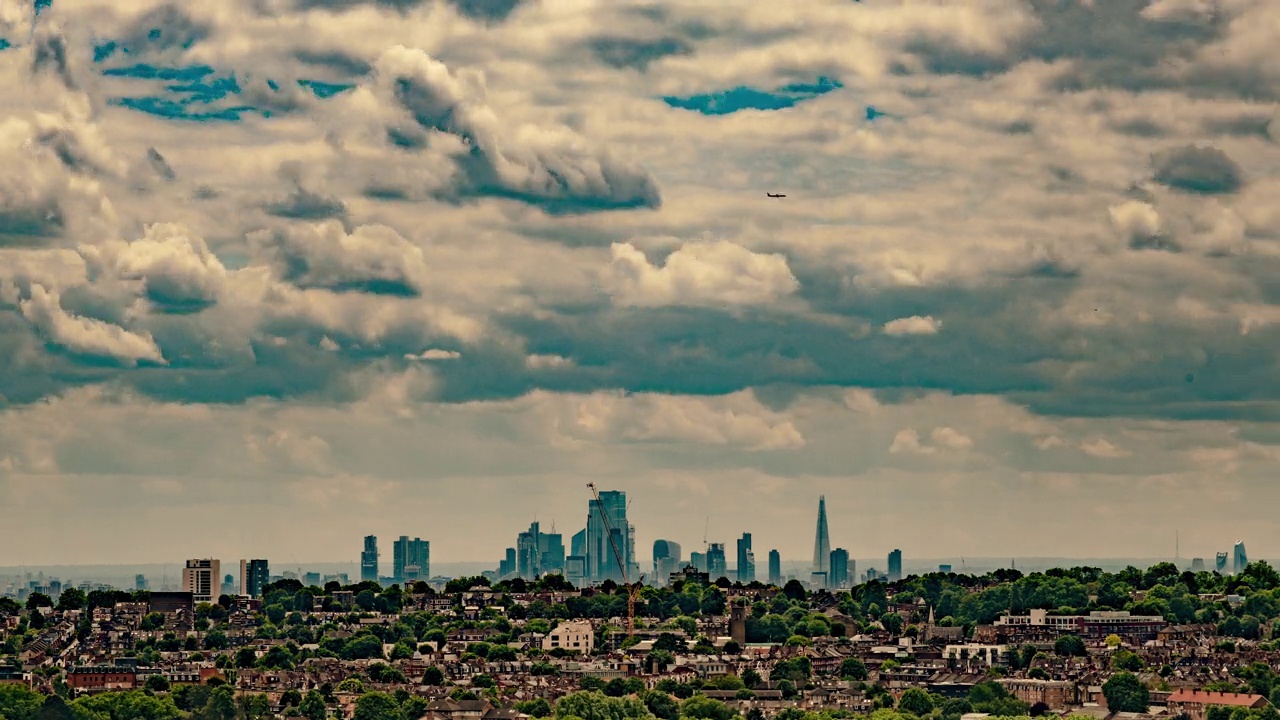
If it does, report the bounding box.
[890,426,972,454]
[1080,438,1130,459]
[526,353,573,369]
[405,349,462,360]
[601,240,798,308]
[883,315,942,336]
[19,284,165,366]
[81,223,227,308]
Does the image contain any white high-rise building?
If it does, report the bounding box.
[182,558,220,603]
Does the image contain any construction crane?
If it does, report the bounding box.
[587,483,644,638]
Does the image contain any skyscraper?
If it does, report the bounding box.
[887,549,903,582]
[135,574,147,591]
[392,537,429,583]
[586,489,633,583]
[1233,541,1248,574]
[829,548,849,588]
[571,529,587,557]
[707,543,728,580]
[239,559,269,598]
[768,549,782,585]
[182,559,220,604]
[690,551,707,573]
[361,536,379,583]
[517,522,542,578]
[653,540,683,584]
[736,533,755,583]
[813,496,831,574]
[539,529,565,575]
[1216,552,1229,573]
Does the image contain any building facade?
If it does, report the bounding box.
[706,543,727,581]
[887,549,903,582]
[586,490,634,583]
[653,540,683,585]
[360,536,379,583]
[542,620,594,654]
[812,496,830,574]
[181,559,220,604]
[768,550,782,585]
[829,548,850,589]
[393,536,430,583]
[736,533,755,584]
[239,559,269,598]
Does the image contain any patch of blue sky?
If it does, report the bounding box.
[298,79,355,98]
[35,0,51,15]
[0,39,11,51]
[102,63,216,82]
[110,96,260,122]
[662,76,843,115]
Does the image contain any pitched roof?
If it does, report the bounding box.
[1167,690,1267,707]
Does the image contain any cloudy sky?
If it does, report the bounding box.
[1,0,1278,569]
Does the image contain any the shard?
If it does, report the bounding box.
[813,495,831,573]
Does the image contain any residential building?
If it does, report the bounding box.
[707,543,727,581]
[736,533,755,584]
[542,620,594,654]
[829,548,850,589]
[1168,690,1269,720]
[239,559,269,598]
[653,540,682,584]
[181,559,219,604]
[888,549,903,582]
[944,643,1008,665]
[768,549,781,585]
[995,608,1166,640]
[67,666,136,691]
[361,536,379,582]
[812,496,830,574]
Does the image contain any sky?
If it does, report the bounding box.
[1,0,1278,568]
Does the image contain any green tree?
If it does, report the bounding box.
[1,684,46,720]
[839,658,868,681]
[71,690,182,720]
[422,667,445,686]
[26,593,53,610]
[1103,672,1150,713]
[145,674,171,693]
[740,668,762,689]
[1111,650,1144,672]
[642,692,679,720]
[55,589,87,612]
[198,687,238,720]
[679,696,736,720]
[299,691,328,720]
[516,700,552,718]
[898,689,934,717]
[35,695,73,720]
[354,693,403,720]
[1054,635,1087,657]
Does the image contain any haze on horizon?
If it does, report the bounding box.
[1,0,1279,567]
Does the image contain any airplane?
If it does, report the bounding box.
[766,192,787,198]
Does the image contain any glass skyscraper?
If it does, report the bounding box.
[812,496,831,574]
[360,535,379,583]
[586,490,633,583]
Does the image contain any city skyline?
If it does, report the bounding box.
[2,0,1279,566]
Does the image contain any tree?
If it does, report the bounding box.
[642,692,679,720]
[1111,650,1144,672]
[898,689,934,717]
[679,696,736,720]
[1,684,46,720]
[1054,635,1086,657]
[35,695,73,720]
[1103,672,1150,713]
[282,691,303,708]
[422,667,445,686]
[1105,634,1122,647]
[516,700,552,718]
[839,657,868,681]
[199,686,239,720]
[354,693,403,720]
[146,674,172,693]
[299,691,328,720]
[782,580,807,602]
[55,589,86,612]
[26,593,52,610]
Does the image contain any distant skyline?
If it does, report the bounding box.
[2,0,1279,563]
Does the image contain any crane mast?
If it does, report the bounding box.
[587,483,643,638]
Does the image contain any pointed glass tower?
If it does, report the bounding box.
[812,496,831,573]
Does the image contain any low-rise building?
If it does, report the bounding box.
[542,622,593,655]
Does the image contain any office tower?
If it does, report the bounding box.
[498,548,517,578]
[809,571,828,590]
[690,551,707,573]
[571,529,587,558]
[181,559,220,604]
[239,559,270,598]
[565,556,587,587]
[736,533,755,583]
[1215,552,1228,573]
[518,522,542,578]
[707,543,727,580]
[939,564,953,573]
[586,489,633,583]
[135,574,147,591]
[865,568,881,583]
[768,550,782,585]
[221,574,236,597]
[813,496,831,574]
[361,536,379,582]
[829,549,850,588]
[653,540,683,584]
[887,549,903,582]
[1233,541,1248,574]
[539,529,565,575]
[1190,558,1205,572]
[392,537,429,583]
[304,572,321,587]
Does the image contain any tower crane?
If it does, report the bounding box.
[587,483,643,638]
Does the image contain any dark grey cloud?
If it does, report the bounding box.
[1152,144,1244,194]
[147,148,176,181]
[446,0,525,22]
[0,205,65,244]
[264,187,348,220]
[116,5,211,54]
[31,28,75,89]
[587,36,692,70]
